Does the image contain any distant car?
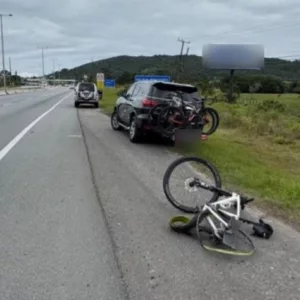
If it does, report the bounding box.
[110,80,201,143]
[74,82,99,108]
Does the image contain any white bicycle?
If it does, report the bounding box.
[166,157,273,256]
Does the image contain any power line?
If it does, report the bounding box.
[198,15,300,40]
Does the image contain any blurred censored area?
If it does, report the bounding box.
[174,128,205,151]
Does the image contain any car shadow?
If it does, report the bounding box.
[77,104,98,109]
[141,133,174,146]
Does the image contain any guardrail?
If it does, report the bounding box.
[0,86,43,96]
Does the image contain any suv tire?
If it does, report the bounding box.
[111,111,122,131]
[129,116,142,143]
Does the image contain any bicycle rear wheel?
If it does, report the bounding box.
[196,211,255,256]
[157,106,186,135]
[163,156,221,213]
[148,104,167,128]
[202,107,219,135]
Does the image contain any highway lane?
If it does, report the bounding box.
[79,108,300,300]
[0,87,72,153]
[0,94,127,299]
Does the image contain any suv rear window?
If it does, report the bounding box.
[133,82,151,96]
[151,83,200,103]
[79,83,95,92]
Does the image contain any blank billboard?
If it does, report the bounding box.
[202,44,264,70]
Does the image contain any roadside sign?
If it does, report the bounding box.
[134,75,171,82]
[96,72,105,90]
[104,79,116,88]
[96,73,104,81]
[97,81,104,90]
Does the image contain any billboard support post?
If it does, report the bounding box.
[229,69,235,102]
[202,44,264,102]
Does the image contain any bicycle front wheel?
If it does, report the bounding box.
[163,156,222,213]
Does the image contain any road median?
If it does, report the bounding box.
[0,86,43,96]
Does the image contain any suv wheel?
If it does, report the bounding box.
[94,102,99,108]
[129,116,142,143]
[74,102,79,108]
[111,111,122,130]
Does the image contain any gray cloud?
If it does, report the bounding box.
[1,0,299,76]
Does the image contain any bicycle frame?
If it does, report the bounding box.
[168,103,202,126]
[202,193,242,238]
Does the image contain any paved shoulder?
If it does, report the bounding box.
[79,108,300,300]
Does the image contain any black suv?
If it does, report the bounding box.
[110,80,201,143]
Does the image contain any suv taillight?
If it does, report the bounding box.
[142,98,158,107]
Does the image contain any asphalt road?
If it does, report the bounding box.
[0,88,299,299]
[0,89,126,300]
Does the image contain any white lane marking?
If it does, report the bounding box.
[3,103,14,107]
[0,93,72,163]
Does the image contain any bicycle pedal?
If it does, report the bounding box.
[252,219,274,239]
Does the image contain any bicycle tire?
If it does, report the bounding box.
[196,211,255,256]
[163,156,222,213]
[157,106,186,135]
[202,107,220,135]
[147,104,168,128]
[207,107,220,131]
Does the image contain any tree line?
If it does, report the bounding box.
[0,70,22,87]
[42,54,300,95]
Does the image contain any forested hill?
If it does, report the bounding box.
[56,54,300,82]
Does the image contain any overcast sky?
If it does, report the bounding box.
[2,0,300,77]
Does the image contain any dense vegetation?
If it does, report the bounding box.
[0,70,23,87]
[54,54,300,94]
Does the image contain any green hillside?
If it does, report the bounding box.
[55,54,300,83]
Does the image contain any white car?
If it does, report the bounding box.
[74,82,99,108]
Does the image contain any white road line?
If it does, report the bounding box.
[0,93,72,163]
[3,103,14,107]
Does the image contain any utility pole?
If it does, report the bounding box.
[37,46,48,87]
[9,56,12,86]
[177,38,190,81]
[58,63,61,80]
[9,56,11,74]
[0,13,13,94]
[52,59,56,80]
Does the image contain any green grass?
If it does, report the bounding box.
[100,87,300,226]
[99,87,123,115]
[187,93,300,226]
[183,131,300,224]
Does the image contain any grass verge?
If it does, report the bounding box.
[99,87,123,115]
